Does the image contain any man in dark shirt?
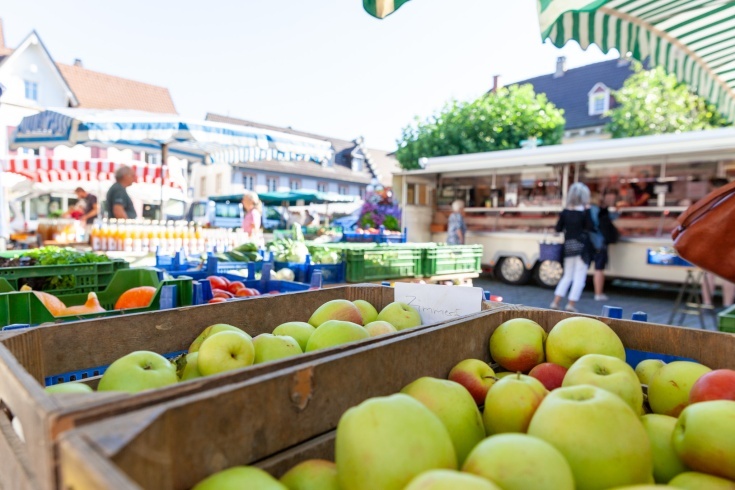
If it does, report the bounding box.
[629,171,655,206]
[106,166,137,219]
[74,187,98,224]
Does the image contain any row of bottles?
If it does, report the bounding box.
[90,220,249,254]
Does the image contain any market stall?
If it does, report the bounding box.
[395,128,735,287]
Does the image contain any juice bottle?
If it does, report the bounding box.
[131,225,142,253]
[108,221,118,251]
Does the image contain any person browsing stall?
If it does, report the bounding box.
[241,191,264,246]
[106,166,137,219]
[550,183,594,313]
[447,200,467,245]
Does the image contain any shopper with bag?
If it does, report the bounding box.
[550,183,594,313]
[588,193,620,301]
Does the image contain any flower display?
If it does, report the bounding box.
[358,186,402,231]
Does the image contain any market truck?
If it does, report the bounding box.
[394,128,735,287]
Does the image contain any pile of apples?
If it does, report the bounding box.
[44,299,422,395]
[192,316,735,490]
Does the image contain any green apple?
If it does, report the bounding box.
[193,466,286,489]
[197,331,255,376]
[97,351,178,393]
[635,359,666,386]
[280,459,338,490]
[494,371,516,379]
[304,320,369,352]
[335,393,456,490]
[527,385,653,489]
[648,361,712,417]
[669,472,735,489]
[489,318,546,373]
[45,382,94,394]
[605,486,674,489]
[364,320,397,337]
[308,299,363,327]
[483,373,547,435]
[180,352,203,381]
[353,299,378,325]
[448,359,497,405]
[545,317,625,368]
[672,400,735,481]
[189,324,251,353]
[641,414,689,484]
[376,301,422,330]
[272,322,315,351]
[253,334,303,364]
[563,354,644,414]
[404,470,501,490]
[462,433,575,490]
[401,377,485,466]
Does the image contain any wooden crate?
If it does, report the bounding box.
[57,308,735,490]
[0,285,502,490]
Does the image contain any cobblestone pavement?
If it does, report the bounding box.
[474,275,724,331]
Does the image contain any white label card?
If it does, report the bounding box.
[394,283,483,325]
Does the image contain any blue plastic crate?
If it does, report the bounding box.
[647,248,693,267]
[342,226,407,244]
[309,262,346,284]
[274,255,310,283]
[156,250,264,277]
[624,348,696,370]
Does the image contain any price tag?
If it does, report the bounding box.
[394,283,483,325]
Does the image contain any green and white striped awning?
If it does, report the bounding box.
[363,0,735,121]
[540,0,735,122]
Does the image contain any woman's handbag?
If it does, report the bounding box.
[539,231,564,263]
[672,180,735,282]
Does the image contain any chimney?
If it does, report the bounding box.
[0,18,5,51]
[554,56,567,78]
[73,58,83,68]
[491,75,502,92]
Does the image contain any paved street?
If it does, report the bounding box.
[474,275,723,331]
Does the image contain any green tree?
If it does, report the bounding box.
[607,63,729,138]
[395,84,565,170]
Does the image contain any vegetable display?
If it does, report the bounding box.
[0,247,110,291]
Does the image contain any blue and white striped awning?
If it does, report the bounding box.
[10,109,334,164]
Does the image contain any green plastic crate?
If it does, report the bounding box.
[345,244,423,282]
[0,268,193,329]
[422,245,483,276]
[718,304,735,333]
[0,257,129,295]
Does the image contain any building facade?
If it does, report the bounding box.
[194,114,399,201]
[509,57,636,143]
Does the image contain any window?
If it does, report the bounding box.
[588,83,610,116]
[243,174,255,191]
[289,179,301,190]
[338,185,348,195]
[90,147,107,159]
[352,156,364,172]
[215,174,223,195]
[24,80,38,101]
[266,177,278,192]
[200,177,206,197]
[359,187,366,199]
[317,182,328,193]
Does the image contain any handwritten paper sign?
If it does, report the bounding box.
[394,283,483,325]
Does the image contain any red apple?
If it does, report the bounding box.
[448,359,497,405]
[689,369,735,404]
[528,362,568,391]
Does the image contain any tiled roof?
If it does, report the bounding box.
[57,63,177,114]
[234,159,373,185]
[512,59,635,130]
[206,113,398,185]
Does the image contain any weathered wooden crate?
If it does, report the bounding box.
[57,308,735,490]
[0,284,502,490]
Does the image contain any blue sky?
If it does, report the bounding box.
[3,0,616,150]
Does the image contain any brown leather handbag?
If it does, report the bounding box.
[672,180,735,282]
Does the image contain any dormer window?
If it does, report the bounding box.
[352,156,364,172]
[588,83,610,116]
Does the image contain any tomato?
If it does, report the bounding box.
[208,297,227,304]
[269,291,280,295]
[207,276,228,290]
[227,281,246,294]
[235,288,255,297]
[248,288,261,296]
[212,288,234,299]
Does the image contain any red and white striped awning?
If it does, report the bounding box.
[2,158,183,189]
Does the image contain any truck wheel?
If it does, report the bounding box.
[534,260,563,288]
[495,256,531,285]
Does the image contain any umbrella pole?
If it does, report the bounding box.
[160,143,168,220]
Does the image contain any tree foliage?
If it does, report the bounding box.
[607,63,729,138]
[395,85,566,170]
